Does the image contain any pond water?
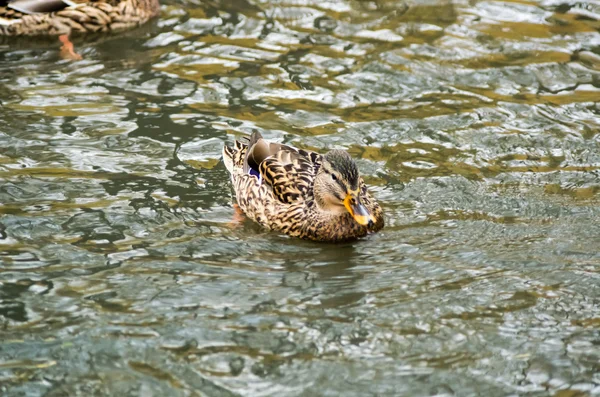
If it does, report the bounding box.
[1,0,600,395]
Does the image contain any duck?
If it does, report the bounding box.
[0,0,160,58]
[222,132,384,242]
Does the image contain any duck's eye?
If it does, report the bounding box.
[331,174,338,182]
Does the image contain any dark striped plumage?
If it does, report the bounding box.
[223,132,384,242]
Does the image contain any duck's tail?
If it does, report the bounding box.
[222,138,250,174]
[222,145,236,174]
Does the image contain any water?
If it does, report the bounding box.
[1,0,600,395]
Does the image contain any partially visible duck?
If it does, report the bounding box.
[0,0,160,58]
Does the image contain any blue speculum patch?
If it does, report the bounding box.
[248,167,260,178]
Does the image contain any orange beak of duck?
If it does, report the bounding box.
[344,193,376,227]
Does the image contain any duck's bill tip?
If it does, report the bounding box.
[353,213,376,227]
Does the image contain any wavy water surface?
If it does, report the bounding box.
[1,0,600,396]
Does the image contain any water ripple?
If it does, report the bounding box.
[1,0,600,396]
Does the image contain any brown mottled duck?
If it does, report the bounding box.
[0,0,160,58]
[223,132,384,242]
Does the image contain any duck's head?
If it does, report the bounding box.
[314,150,377,228]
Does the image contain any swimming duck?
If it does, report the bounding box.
[223,132,384,242]
[0,0,160,36]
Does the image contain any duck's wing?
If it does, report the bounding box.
[244,131,321,204]
[259,149,319,204]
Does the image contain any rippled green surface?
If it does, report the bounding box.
[1,0,600,395]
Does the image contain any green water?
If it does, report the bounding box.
[1,0,600,395]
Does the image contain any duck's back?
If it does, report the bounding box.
[222,132,324,233]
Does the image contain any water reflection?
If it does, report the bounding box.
[1,0,600,395]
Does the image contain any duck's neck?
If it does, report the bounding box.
[306,203,367,242]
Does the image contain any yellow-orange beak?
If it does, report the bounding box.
[344,194,375,227]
